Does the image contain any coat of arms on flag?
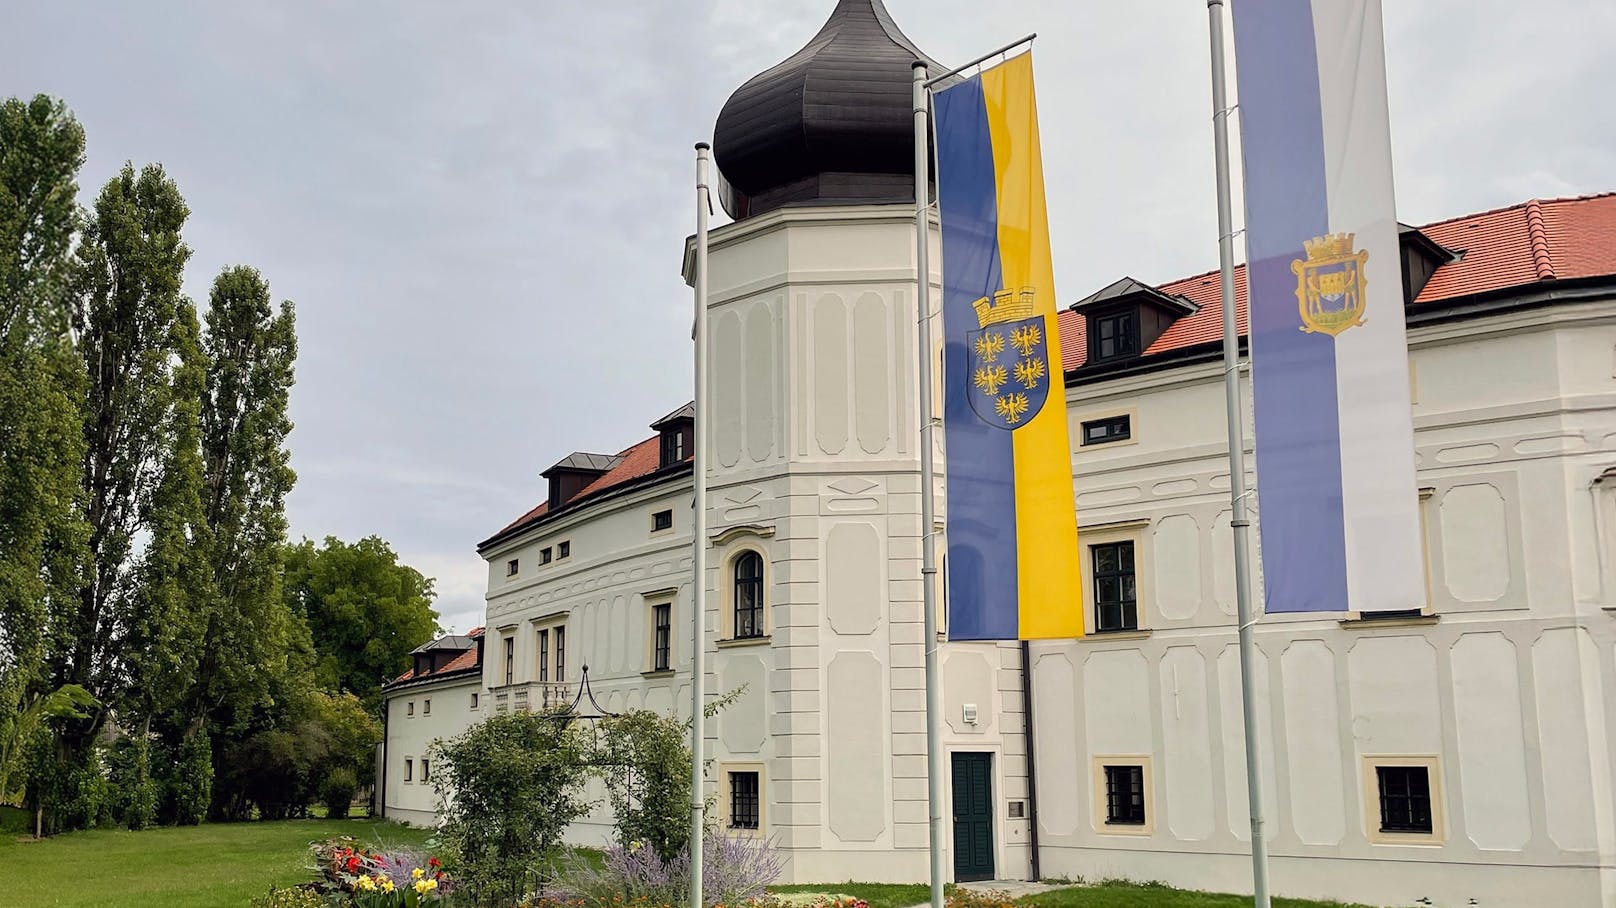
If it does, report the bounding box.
[966,287,1050,429]
[1291,232,1370,337]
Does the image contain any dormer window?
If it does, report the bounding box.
[652,402,696,469]
[1070,277,1198,370]
[1092,310,1139,362]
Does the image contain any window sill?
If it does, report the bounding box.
[1087,629,1151,642]
[642,669,676,679]
[718,635,771,649]
[1339,613,1439,629]
[1098,821,1153,837]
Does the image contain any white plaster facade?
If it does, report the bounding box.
[390,199,1616,906]
[383,670,485,827]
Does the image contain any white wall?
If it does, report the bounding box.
[383,676,484,827]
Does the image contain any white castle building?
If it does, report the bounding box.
[382,2,1616,905]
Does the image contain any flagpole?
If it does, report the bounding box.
[911,61,948,908]
[1205,3,1272,907]
[690,141,712,908]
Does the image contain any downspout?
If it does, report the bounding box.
[378,695,388,819]
[1020,641,1040,881]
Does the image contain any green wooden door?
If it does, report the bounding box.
[951,752,995,882]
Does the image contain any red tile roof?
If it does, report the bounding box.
[1057,192,1616,372]
[490,194,1616,542]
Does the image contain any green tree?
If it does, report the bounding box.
[186,266,298,741]
[57,162,208,770]
[0,95,91,811]
[283,536,439,708]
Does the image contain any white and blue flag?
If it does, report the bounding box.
[1232,0,1423,614]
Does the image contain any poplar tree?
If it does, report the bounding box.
[0,96,91,797]
[187,265,298,738]
[60,163,208,749]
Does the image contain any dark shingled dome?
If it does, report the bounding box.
[712,0,948,220]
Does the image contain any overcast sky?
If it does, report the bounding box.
[5,1,1611,632]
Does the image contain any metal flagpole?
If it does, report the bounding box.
[1205,3,1272,906]
[911,61,948,908]
[690,141,712,908]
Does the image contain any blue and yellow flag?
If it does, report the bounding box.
[935,53,1083,640]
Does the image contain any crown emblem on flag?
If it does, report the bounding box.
[972,287,1037,328]
[1292,233,1369,337]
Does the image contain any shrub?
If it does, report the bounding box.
[594,710,693,861]
[549,833,784,908]
[251,886,325,908]
[25,740,107,834]
[323,766,359,819]
[106,736,158,830]
[167,732,212,825]
[432,711,591,904]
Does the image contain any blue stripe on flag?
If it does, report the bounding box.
[936,76,1019,640]
[1232,0,1349,612]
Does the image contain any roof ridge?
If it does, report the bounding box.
[1412,190,1616,232]
[1524,199,1556,280]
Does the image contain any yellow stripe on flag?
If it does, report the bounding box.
[980,54,1084,639]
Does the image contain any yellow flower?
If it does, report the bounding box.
[381,878,396,893]
[413,867,425,879]
[355,876,376,892]
[415,877,439,894]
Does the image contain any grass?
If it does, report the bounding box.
[771,882,933,908]
[1020,881,1377,908]
[0,816,434,908]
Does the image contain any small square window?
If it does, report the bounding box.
[1376,765,1433,834]
[1103,764,1146,826]
[406,701,415,717]
[729,771,760,830]
[506,558,519,577]
[540,547,553,565]
[404,759,414,782]
[1081,414,1131,446]
[652,509,674,532]
[470,692,480,709]
[558,541,570,559]
[423,698,431,716]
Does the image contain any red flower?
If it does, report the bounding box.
[346,856,361,873]
[429,857,441,868]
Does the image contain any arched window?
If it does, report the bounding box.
[733,551,765,639]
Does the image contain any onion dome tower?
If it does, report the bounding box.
[711,0,948,220]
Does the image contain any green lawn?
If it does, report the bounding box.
[772,882,933,908]
[1021,881,1376,908]
[0,817,434,908]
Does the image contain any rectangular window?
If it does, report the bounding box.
[503,636,514,685]
[729,771,760,830]
[558,541,570,559]
[423,699,431,716]
[1377,765,1433,833]
[660,430,686,467]
[653,602,672,671]
[1081,414,1131,446]
[554,626,566,681]
[406,701,415,717]
[421,759,430,782]
[506,558,519,577]
[652,509,673,532]
[404,759,414,782]
[470,692,480,710]
[536,628,550,683]
[540,547,553,565]
[1103,764,1146,825]
[1092,541,1138,632]
[1093,310,1139,361]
